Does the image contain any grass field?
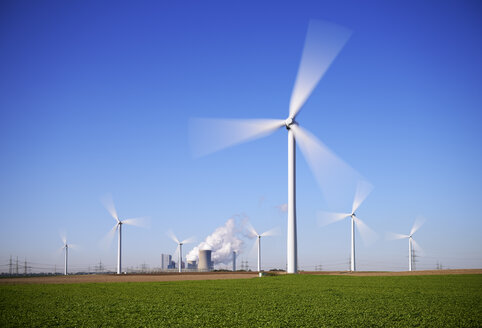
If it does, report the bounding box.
[1,274,481,327]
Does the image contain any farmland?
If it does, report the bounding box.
[1,273,481,327]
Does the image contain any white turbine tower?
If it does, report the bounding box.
[190,20,361,274]
[59,235,76,276]
[102,195,146,275]
[388,217,425,271]
[168,231,195,273]
[318,180,376,271]
[247,223,279,275]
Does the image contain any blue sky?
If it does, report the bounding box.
[1,0,481,272]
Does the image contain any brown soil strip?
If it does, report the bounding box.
[0,272,258,285]
[0,269,480,285]
[299,269,482,276]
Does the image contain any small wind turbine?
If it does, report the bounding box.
[59,234,76,276]
[190,19,363,274]
[388,217,425,271]
[168,231,195,273]
[318,180,376,271]
[247,223,279,274]
[102,195,146,275]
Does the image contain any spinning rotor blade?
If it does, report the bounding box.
[189,118,285,157]
[261,226,280,237]
[289,19,352,118]
[181,236,196,245]
[411,238,423,255]
[100,223,118,248]
[249,238,259,257]
[352,180,374,214]
[386,232,409,240]
[101,194,119,222]
[168,230,180,244]
[317,211,350,227]
[410,216,425,236]
[353,216,377,245]
[122,217,149,228]
[245,221,259,238]
[173,244,180,259]
[290,124,361,203]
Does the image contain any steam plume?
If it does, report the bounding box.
[186,218,244,265]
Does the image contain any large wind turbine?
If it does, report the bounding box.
[190,20,360,274]
[168,231,195,273]
[59,235,76,276]
[318,181,375,271]
[388,217,425,271]
[102,195,146,275]
[247,223,279,274]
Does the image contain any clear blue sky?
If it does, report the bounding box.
[1,0,481,272]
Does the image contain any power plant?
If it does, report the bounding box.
[160,250,213,272]
[198,250,213,271]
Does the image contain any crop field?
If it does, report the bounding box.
[1,274,481,327]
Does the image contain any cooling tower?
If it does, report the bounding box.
[198,250,212,271]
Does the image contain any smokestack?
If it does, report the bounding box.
[233,251,236,271]
[198,250,212,271]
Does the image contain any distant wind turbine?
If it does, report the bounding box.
[59,234,76,276]
[318,180,376,271]
[102,195,147,274]
[388,217,425,271]
[190,19,362,274]
[247,223,279,274]
[168,231,195,273]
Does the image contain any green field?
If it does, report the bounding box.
[1,274,481,327]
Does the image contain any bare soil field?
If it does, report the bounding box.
[0,269,480,284]
[300,269,482,276]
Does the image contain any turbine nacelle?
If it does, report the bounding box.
[285,117,295,129]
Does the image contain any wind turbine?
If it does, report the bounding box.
[247,223,279,274]
[318,180,375,271]
[190,20,361,274]
[102,195,146,275]
[59,234,76,276]
[168,231,195,273]
[388,217,425,271]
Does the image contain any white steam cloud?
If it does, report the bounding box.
[186,217,244,265]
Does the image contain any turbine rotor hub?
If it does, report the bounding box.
[285,117,294,129]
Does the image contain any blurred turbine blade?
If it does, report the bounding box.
[173,244,180,260]
[353,216,377,245]
[289,19,352,118]
[386,232,409,240]
[69,244,79,250]
[189,118,285,157]
[100,223,118,248]
[411,238,424,255]
[101,193,119,222]
[60,235,67,246]
[410,216,425,236]
[261,226,280,237]
[351,180,374,214]
[290,124,361,204]
[245,221,258,238]
[249,238,258,257]
[317,211,350,227]
[122,216,149,228]
[181,236,196,245]
[168,230,180,244]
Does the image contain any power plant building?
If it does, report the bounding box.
[198,250,213,271]
[161,254,175,270]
